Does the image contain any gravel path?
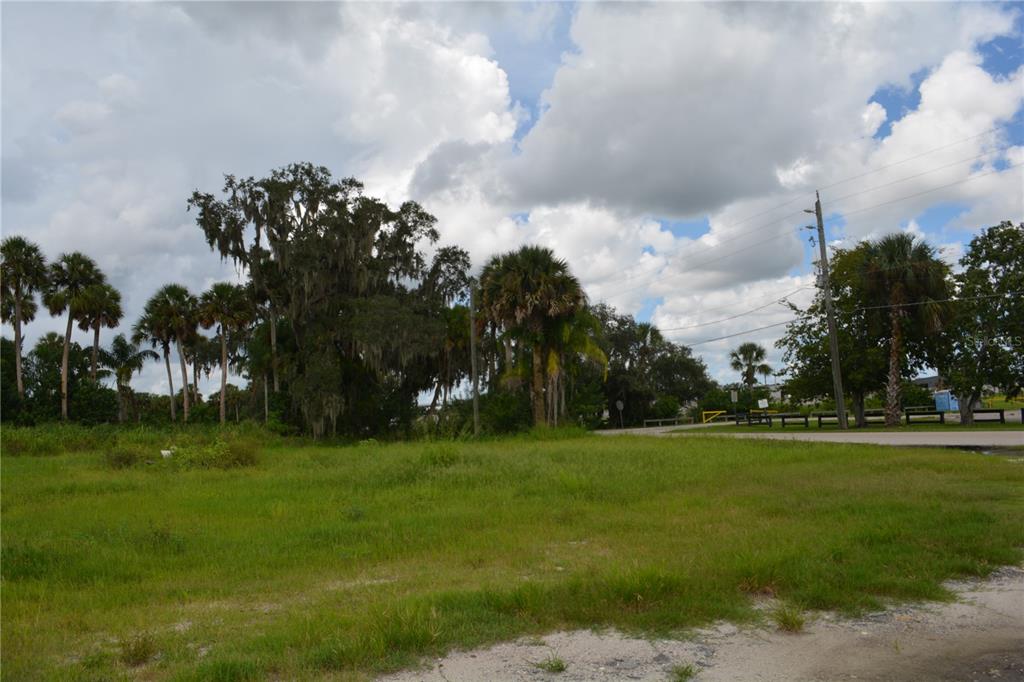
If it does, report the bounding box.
[379,567,1024,681]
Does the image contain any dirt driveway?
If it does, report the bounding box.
[379,567,1024,681]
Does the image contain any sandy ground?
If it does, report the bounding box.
[379,566,1024,682]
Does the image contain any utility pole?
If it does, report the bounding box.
[805,191,849,429]
[469,279,481,436]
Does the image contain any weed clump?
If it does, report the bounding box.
[671,663,697,681]
[535,655,567,673]
[119,633,156,666]
[771,603,805,633]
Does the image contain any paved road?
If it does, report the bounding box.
[676,430,1023,447]
[597,426,1024,447]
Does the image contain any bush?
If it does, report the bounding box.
[177,438,258,469]
[105,445,146,469]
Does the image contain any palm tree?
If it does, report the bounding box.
[862,234,951,426]
[0,236,48,400]
[480,245,585,426]
[197,282,252,424]
[76,282,123,381]
[150,284,198,421]
[42,252,105,420]
[100,334,158,422]
[133,303,177,421]
[729,342,769,389]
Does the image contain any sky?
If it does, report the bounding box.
[2,1,1023,397]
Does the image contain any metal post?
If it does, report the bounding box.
[469,280,480,436]
[809,191,849,430]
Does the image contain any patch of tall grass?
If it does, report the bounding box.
[1,422,280,460]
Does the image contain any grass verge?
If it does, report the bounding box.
[2,433,1022,680]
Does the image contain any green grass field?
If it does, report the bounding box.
[3,430,1024,681]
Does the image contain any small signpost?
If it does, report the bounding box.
[615,400,625,429]
[730,390,738,404]
[758,398,769,409]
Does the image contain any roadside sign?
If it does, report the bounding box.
[758,398,769,409]
[730,390,738,403]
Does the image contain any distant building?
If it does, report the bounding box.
[912,375,943,390]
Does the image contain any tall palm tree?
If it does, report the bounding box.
[133,303,177,421]
[100,333,158,422]
[480,245,585,426]
[197,282,252,424]
[0,236,48,400]
[862,234,951,426]
[729,342,769,389]
[42,252,105,420]
[76,282,123,381]
[150,284,198,422]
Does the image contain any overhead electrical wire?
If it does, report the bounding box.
[818,124,1006,190]
[681,291,1023,348]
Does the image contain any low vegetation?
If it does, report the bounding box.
[535,655,568,673]
[770,603,806,633]
[3,432,1023,680]
[671,663,698,681]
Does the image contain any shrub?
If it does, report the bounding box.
[105,445,146,469]
[178,438,258,469]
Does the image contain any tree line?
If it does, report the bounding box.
[4,162,1017,433]
[778,221,1024,425]
[2,163,715,435]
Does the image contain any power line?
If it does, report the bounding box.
[853,290,1024,313]
[686,319,796,347]
[829,161,1023,222]
[818,125,1006,191]
[656,285,812,332]
[826,147,1009,205]
[680,290,1023,348]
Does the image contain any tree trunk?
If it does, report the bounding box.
[116,381,126,423]
[14,299,24,400]
[531,345,546,427]
[164,346,177,421]
[852,390,866,428]
[884,312,903,427]
[61,313,73,420]
[958,391,980,426]
[91,324,100,381]
[263,373,269,423]
[269,308,280,392]
[193,360,200,404]
[176,338,190,421]
[219,328,228,425]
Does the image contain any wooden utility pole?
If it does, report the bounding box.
[806,191,849,429]
[469,280,481,436]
